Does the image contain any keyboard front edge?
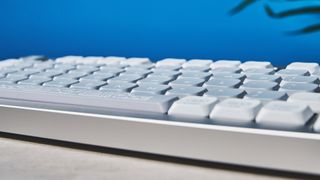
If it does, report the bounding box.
[0,103,320,175]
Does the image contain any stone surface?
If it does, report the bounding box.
[0,137,292,180]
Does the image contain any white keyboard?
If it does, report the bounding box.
[1,56,320,175]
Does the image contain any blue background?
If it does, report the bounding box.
[0,0,319,66]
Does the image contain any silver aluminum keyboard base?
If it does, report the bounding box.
[1,103,320,175]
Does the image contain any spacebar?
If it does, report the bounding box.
[0,85,178,114]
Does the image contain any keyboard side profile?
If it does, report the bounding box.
[0,56,320,175]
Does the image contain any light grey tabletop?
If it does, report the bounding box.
[0,136,301,180]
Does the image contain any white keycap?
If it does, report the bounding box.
[100,82,138,92]
[0,59,22,69]
[124,64,151,70]
[56,56,83,63]
[97,56,126,65]
[256,101,314,129]
[0,69,18,76]
[179,71,211,79]
[244,90,288,102]
[42,79,79,87]
[276,69,310,77]
[53,64,76,71]
[137,76,174,85]
[166,86,206,97]
[169,77,205,86]
[124,70,152,77]
[279,82,318,94]
[18,78,52,85]
[75,56,104,64]
[153,65,181,71]
[211,67,242,73]
[286,62,320,74]
[239,61,273,70]
[209,98,262,123]
[210,60,241,69]
[121,57,151,66]
[244,74,281,83]
[243,68,275,75]
[107,74,143,83]
[156,58,186,66]
[0,75,28,83]
[151,71,181,77]
[204,78,241,88]
[181,67,211,73]
[80,73,114,81]
[280,76,319,86]
[182,59,213,68]
[240,81,279,91]
[313,115,320,133]
[131,84,171,95]
[213,72,246,80]
[188,59,213,64]
[98,65,125,74]
[313,70,320,77]
[205,87,246,99]
[55,72,88,79]
[288,92,320,113]
[33,61,55,69]
[168,96,218,119]
[76,56,104,64]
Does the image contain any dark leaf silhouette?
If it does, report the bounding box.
[264,5,320,18]
[286,24,320,35]
[230,0,320,34]
[229,0,257,15]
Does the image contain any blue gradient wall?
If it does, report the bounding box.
[0,0,319,66]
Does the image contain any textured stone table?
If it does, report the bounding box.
[0,137,302,180]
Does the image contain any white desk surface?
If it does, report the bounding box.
[0,137,297,180]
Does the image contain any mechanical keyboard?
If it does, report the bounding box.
[0,56,320,175]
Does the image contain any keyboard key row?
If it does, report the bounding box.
[1,73,319,97]
[2,64,320,87]
[0,84,178,114]
[55,57,320,74]
[168,96,316,130]
[6,58,320,76]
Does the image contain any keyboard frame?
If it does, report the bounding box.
[1,58,320,175]
[1,102,320,175]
